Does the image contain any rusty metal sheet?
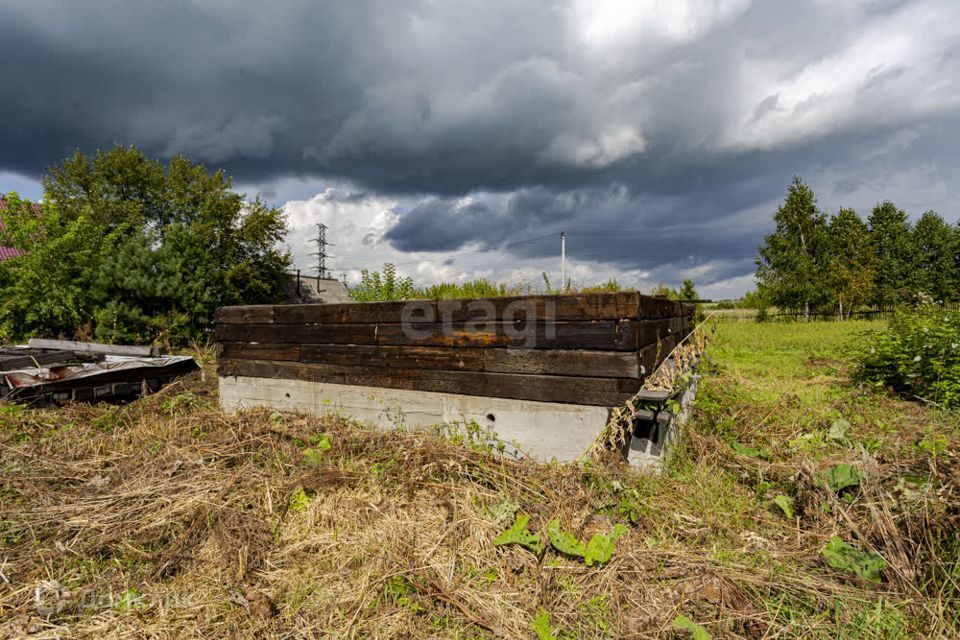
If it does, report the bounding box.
[1,355,197,389]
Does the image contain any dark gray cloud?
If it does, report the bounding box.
[2,0,960,293]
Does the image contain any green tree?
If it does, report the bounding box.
[868,201,915,309]
[913,211,956,302]
[827,208,874,319]
[0,146,291,344]
[678,278,698,300]
[740,289,767,310]
[0,194,102,339]
[756,177,830,319]
[649,282,679,300]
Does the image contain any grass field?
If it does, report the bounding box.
[1,320,957,638]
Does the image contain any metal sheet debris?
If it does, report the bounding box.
[0,344,199,405]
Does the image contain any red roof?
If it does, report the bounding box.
[0,195,35,260]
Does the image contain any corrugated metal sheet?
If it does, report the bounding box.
[0,345,200,404]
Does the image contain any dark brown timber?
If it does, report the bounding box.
[218,358,639,406]
[215,319,681,351]
[301,344,484,371]
[214,291,695,406]
[217,342,301,362]
[215,292,690,325]
[481,348,639,378]
[298,344,641,378]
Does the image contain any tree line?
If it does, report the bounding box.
[0,145,291,345]
[756,177,960,318]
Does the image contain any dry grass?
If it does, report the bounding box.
[1,322,958,638]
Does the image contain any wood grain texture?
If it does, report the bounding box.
[213,306,275,324]
[215,319,681,351]
[272,300,432,324]
[26,338,161,357]
[214,292,695,406]
[301,344,483,371]
[217,358,639,406]
[217,342,301,362]
[295,343,642,378]
[481,348,640,378]
[215,291,690,325]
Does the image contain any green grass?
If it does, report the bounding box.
[707,320,870,399]
[691,319,959,636]
[701,319,955,459]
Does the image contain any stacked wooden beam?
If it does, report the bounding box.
[215,292,694,407]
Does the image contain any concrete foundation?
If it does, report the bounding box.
[219,375,611,462]
[628,374,699,468]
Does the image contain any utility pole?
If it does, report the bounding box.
[308,223,334,281]
[560,231,566,293]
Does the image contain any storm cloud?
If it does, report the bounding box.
[3,0,960,295]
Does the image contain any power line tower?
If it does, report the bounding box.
[308,223,334,279]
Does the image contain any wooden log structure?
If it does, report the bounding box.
[215,292,694,407]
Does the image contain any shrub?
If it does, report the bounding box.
[348,264,415,301]
[419,278,514,299]
[854,304,960,407]
[348,267,633,301]
[580,278,624,294]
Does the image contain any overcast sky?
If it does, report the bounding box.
[3,0,960,297]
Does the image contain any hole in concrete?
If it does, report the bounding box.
[631,415,659,455]
[486,413,496,422]
[285,392,290,398]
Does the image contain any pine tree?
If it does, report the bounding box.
[868,201,915,309]
[827,208,874,319]
[756,177,830,319]
[913,211,956,302]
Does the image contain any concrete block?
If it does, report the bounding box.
[628,375,699,469]
[219,375,611,462]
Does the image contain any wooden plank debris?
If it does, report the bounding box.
[27,338,163,358]
[2,342,197,406]
[0,347,102,370]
